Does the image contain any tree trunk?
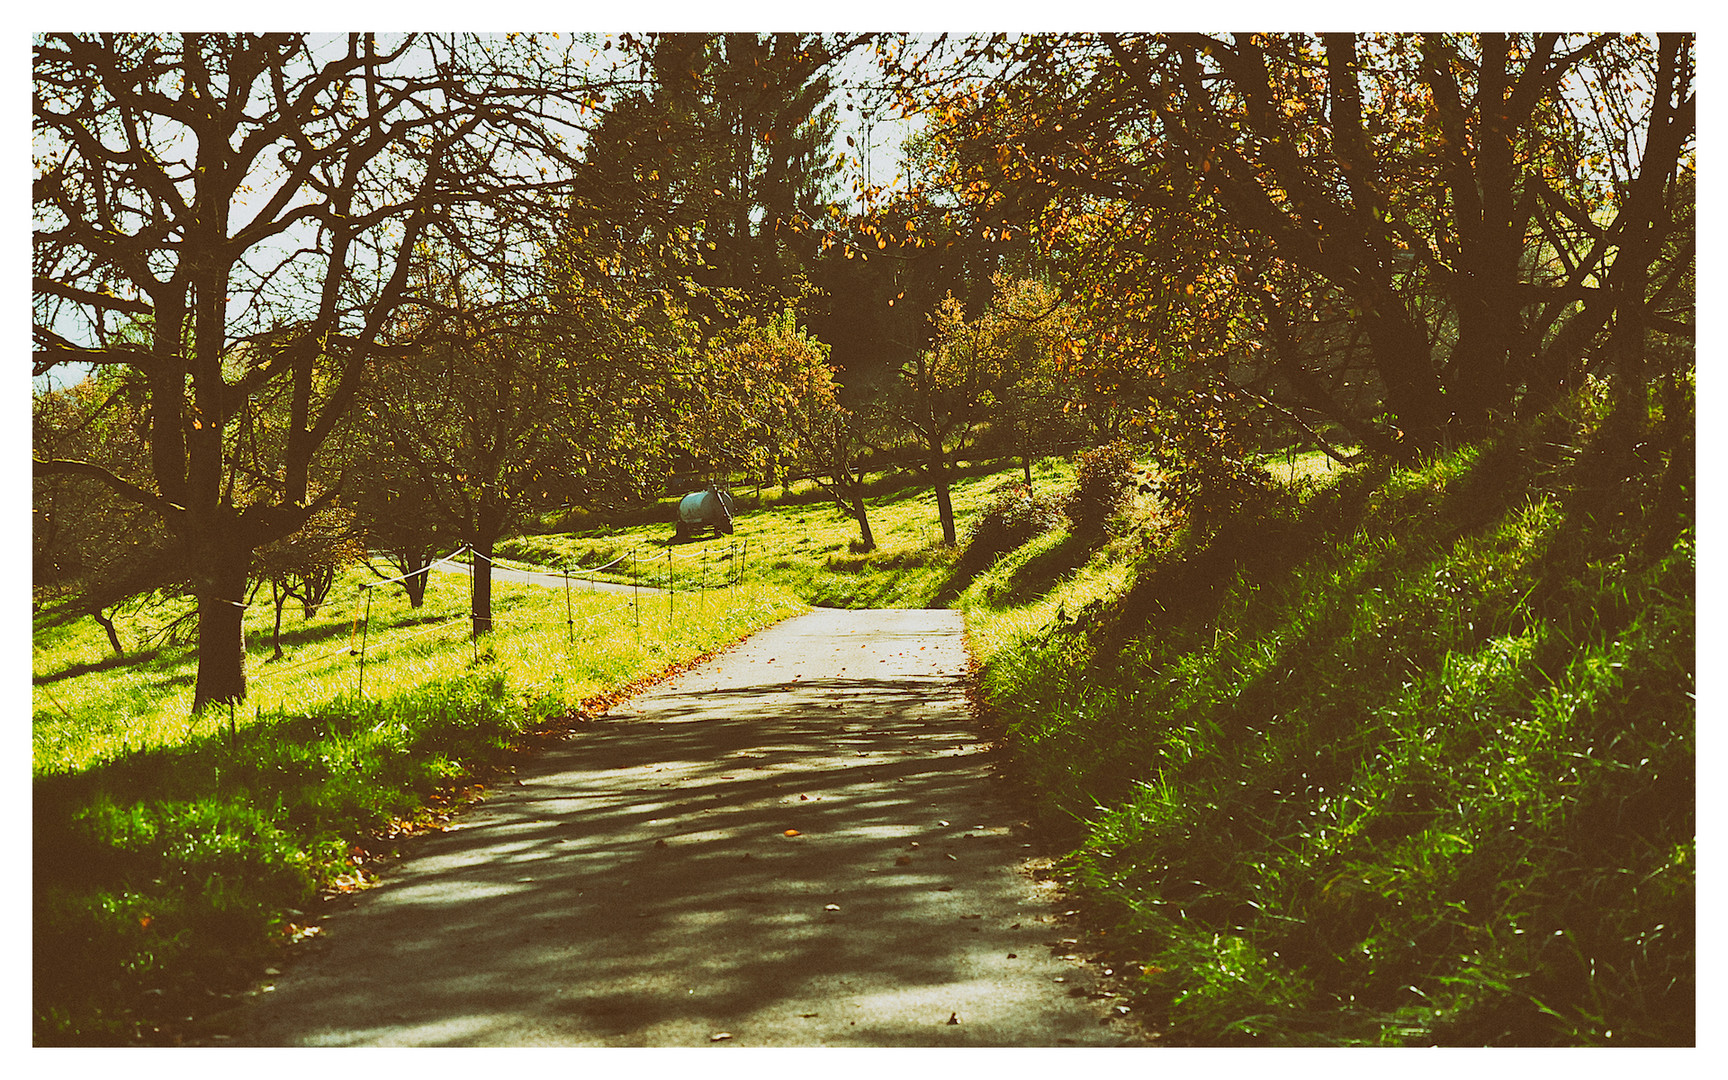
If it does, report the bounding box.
[471,502,506,639]
[391,547,433,608]
[1365,304,1448,453]
[471,537,494,638]
[269,577,288,661]
[928,436,957,546]
[92,608,124,658]
[850,488,876,552]
[192,541,251,712]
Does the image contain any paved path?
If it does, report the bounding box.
[231,608,1144,1046]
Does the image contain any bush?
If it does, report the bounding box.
[1146,388,1278,535]
[966,482,1067,563]
[1063,441,1141,535]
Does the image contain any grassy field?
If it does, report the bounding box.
[32,552,804,1043]
[32,420,1692,1046]
[501,456,1079,608]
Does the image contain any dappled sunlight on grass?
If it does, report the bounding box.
[958,407,1694,1045]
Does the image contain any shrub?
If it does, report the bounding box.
[966,482,1067,562]
[1063,441,1141,535]
[1146,387,1278,535]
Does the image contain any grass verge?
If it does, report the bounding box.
[962,390,1694,1044]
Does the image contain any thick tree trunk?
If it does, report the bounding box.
[192,542,251,712]
[471,537,495,638]
[1365,305,1448,453]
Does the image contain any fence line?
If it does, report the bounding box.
[342,535,751,699]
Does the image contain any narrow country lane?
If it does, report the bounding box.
[229,608,1147,1046]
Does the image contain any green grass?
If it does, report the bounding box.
[962,395,1694,1044]
[32,558,804,1043]
[501,455,1079,608]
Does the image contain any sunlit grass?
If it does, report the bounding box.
[501,456,1079,608]
[33,552,804,1042]
[34,545,796,776]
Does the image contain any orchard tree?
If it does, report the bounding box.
[888,275,1083,545]
[32,369,181,656]
[33,33,608,709]
[362,242,697,636]
[252,503,362,660]
[790,389,885,553]
[885,33,1694,456]
[345,451,458,609]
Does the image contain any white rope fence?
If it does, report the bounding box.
[334,536,750,698]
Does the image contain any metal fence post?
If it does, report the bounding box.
[564,566,574,651]
[356,585,372,699]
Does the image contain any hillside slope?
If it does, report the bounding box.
[962,390,1694,1045]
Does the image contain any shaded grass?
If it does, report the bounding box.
[962,395,1695,1045]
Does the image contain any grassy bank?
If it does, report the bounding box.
[962,391,1694,1044]
[33,565,803,1043]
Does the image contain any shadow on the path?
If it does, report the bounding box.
[236,650,1087,1046]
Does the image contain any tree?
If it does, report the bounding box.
[361,240,697,636]
[345,452,457,610]
[886,33,1695,457]
[32,369,183,656]
[685,309,883,550]
[252,503,361,660]
[680,308,835,486]
[887,275,1083,545]
[581,33,860,322]
[34,33,608,708]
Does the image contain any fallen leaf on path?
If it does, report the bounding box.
[824,904,841,911]
[710,1032,733,1042]
[783,829,801,837]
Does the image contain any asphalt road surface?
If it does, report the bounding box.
[230,607,1146,1047]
